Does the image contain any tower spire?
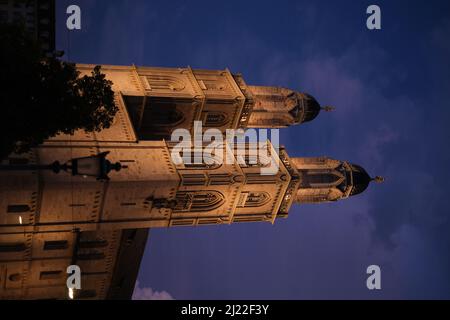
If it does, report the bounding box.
[372,176,385,183]
[321,106,335,112]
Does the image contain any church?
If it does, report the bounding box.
[0,64,382,299]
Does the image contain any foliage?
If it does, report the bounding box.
[0,23,117,159]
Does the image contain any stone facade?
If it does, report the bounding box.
[0,64,379,299]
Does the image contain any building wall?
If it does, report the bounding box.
[0,64,317,299]
[0,229,124,299]
[72,64,247,141]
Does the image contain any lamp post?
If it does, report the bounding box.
[0,151,125,181]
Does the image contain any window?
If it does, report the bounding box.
[297,191,330,203]
[146,75,185,91]
[181,174,206,186]
[69,204,86,208]
[44,240,69,251]
[306,173,340,185]
[174,191,225,212]
[143,104,184,126]
[0,243,26,253]
[256,94,286,102]
[78,239,108,249]
[40,271,63,280]
[235,151,272,168]
[179,151,221,170]
[120,202,136,207]
[127,96,190,140]
[8,157,29,165]
[237,154,259,167]
[76,290,97,299]
[9,273,22,282]
[126,229,137,242]
[299,170,343,189]
[233,215,264,223]
[204,112,229,127]
[123,95,145,129]
[76,252,105,260]
[209,174,233,185]
[244,192,271,208]
[7,205,30,214]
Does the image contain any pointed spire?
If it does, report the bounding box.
[321,106,335,112]
[372,176,385,183]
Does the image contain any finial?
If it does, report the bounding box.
[372,176,385,183]
[321,106,335,112]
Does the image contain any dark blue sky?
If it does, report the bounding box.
[56,0,450,299]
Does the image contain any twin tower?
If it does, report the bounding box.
[0,64,383,299]
[1,64,383,232]
[99,64,381,207]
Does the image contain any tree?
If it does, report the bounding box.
[0,23,117,159]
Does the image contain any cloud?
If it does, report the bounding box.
[137,14,450,298]
[431,19,450,59]
[241,24,450,297]
[132,281,174,300]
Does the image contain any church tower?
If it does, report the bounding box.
[67,64,330,143]
[246,86,333,128]
[291,157,384,203]
[0,64,380,299]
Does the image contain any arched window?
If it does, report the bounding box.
[307,173,340,185]
[180,151,222,170]
[204,112,229,127]
[300,170,344,189]
[244,192,271,207]
[9,273,22,282]
[144,105,185,126]
[146,75,185,91]
[296,189,331,204]
[0,243,26,253]
[236,153,273,168]
[285,92,299,109]
[202,80,227,91]
[256,94,286,102]
[174,191,225,212]
[78,239,108,249]
[191,192,224,211]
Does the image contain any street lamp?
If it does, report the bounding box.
[0,151,125,181]
[68,152,125,180]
